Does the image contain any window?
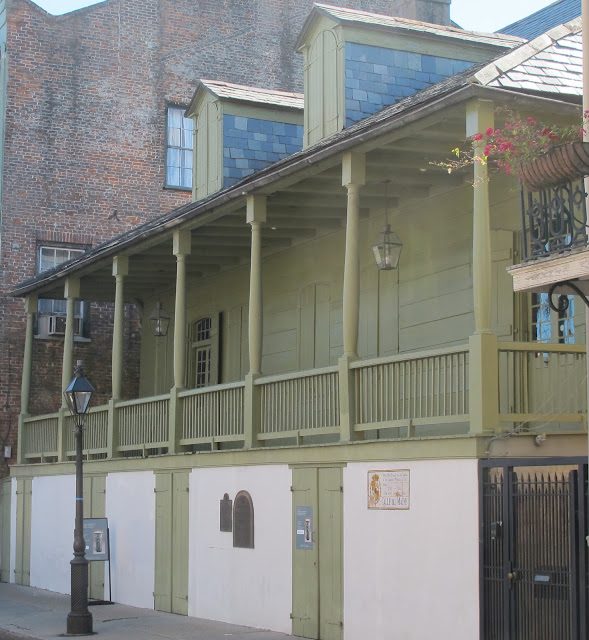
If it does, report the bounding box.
[166,105,193,189]
[36,245,87,338]
[188,315,220,388]
[531,293,576,344]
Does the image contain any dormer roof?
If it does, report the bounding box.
[186,79,303,118]
[296,3,524,51]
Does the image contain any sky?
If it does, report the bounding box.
[31,0,560,34]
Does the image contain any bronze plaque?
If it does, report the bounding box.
[233,490,254,548]
[220,493,232,532]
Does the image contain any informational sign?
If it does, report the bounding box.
[83,518,109,561]
[295,506,313,550]
[367,470,410,510]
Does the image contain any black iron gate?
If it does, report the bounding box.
[480,460,588,640]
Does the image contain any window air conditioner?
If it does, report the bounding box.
[48,315,82,336]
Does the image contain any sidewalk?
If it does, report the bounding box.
[0,583,304,640]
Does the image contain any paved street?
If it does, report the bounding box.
[0,584,304,640]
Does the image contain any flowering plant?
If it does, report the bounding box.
[438,109,589,179]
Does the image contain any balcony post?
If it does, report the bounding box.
[61,278,80,406]
[168,231,192,454]
[466,100,499,433]
[112,256,128,401]
[339,152,365,441]
[244,195,266,449]
[17,294,37,464]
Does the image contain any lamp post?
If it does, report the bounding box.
[63,360,95,636]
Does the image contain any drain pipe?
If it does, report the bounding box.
[581,0,589,547]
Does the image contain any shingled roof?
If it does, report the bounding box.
[195,80,304,110]
[499,0,581,40]
[296,3,523,50]
[472,18,583,96]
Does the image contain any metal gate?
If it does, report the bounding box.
[480,460,588,640]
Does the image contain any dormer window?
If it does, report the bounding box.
[166,105,193,190]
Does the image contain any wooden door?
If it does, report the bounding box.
[292,467,343,640]
[0,480,11,582]
[84,475,106,600]
[14,477,32,585]
[154,471,189,615]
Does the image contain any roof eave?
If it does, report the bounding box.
[10,84,582,299]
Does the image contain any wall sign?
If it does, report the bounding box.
[83,517,110,561]
[295,506,313,550]
[220,493,233,532]
[233,490,254,548]
[367,470,410,510]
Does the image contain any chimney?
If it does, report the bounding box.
[390,0,452,26]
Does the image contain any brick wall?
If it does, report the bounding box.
[344,42,473,124]
[0,0,437,473]
[223,115,303,187]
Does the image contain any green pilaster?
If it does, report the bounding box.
[112,256,128,400]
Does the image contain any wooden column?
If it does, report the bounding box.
[339,152,365,441]
[341,152,365,358]
[111,256,128,401]
[61,278,80,404]
[466,100,499,434]
[17,295,37,464]
[168,231,191,455]
[244,195,266,448]
[20,294,37,416]
[173,231,191,390]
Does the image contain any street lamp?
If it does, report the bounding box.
[64,360,94,636]
[148,301,170,337]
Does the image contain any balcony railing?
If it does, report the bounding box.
[521,180,588,262]
[19,341,587,463]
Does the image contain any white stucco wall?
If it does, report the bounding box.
[10,477,17,583]
[30,475,75,593]
[106,471,155,609]
[343,459,480,640]
[189,465,292,633]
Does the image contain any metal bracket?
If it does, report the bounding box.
[548,280,589,313]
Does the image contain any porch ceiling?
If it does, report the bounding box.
[20,107,472,305]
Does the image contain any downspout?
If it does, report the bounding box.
[583,0,589,551]
[0,2,8,261]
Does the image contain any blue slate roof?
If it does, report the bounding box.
[473,18,582,96]
[498,0,581,40]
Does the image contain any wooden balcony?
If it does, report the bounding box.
[19,341,587,464]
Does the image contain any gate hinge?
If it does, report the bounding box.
[290,486,293,492]
[340,486,343,492]
[290,613,293,619]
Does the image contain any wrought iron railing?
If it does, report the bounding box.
[521,179,588,262]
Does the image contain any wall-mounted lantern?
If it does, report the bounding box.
[148,301,170,337]
[372,224,403,270]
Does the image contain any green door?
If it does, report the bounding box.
[154,471,189,615]
[1,480,11,583]
[292,467,343,640]
[14,477,32,586]
[83,475,106,600]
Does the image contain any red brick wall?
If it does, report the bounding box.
[0,0,417,472]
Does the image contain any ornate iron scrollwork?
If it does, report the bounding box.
[547,280,589,312]
[521,179,588,261]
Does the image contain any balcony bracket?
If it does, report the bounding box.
[548,280,589,313]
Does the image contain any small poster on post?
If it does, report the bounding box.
[367,470,410,510]
[83,518,109,561]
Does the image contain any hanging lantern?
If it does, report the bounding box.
[372,224,402,270]
[148,301,170,337]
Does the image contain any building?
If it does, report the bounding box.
[1,2,588,639]
[0,0,431,474]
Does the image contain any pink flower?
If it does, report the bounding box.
[473,133,483,141]
[527,116,536,125]
[485,127,494,136]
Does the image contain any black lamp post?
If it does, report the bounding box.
[63,360,95,636]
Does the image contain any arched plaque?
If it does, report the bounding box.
[233,490,254,549]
